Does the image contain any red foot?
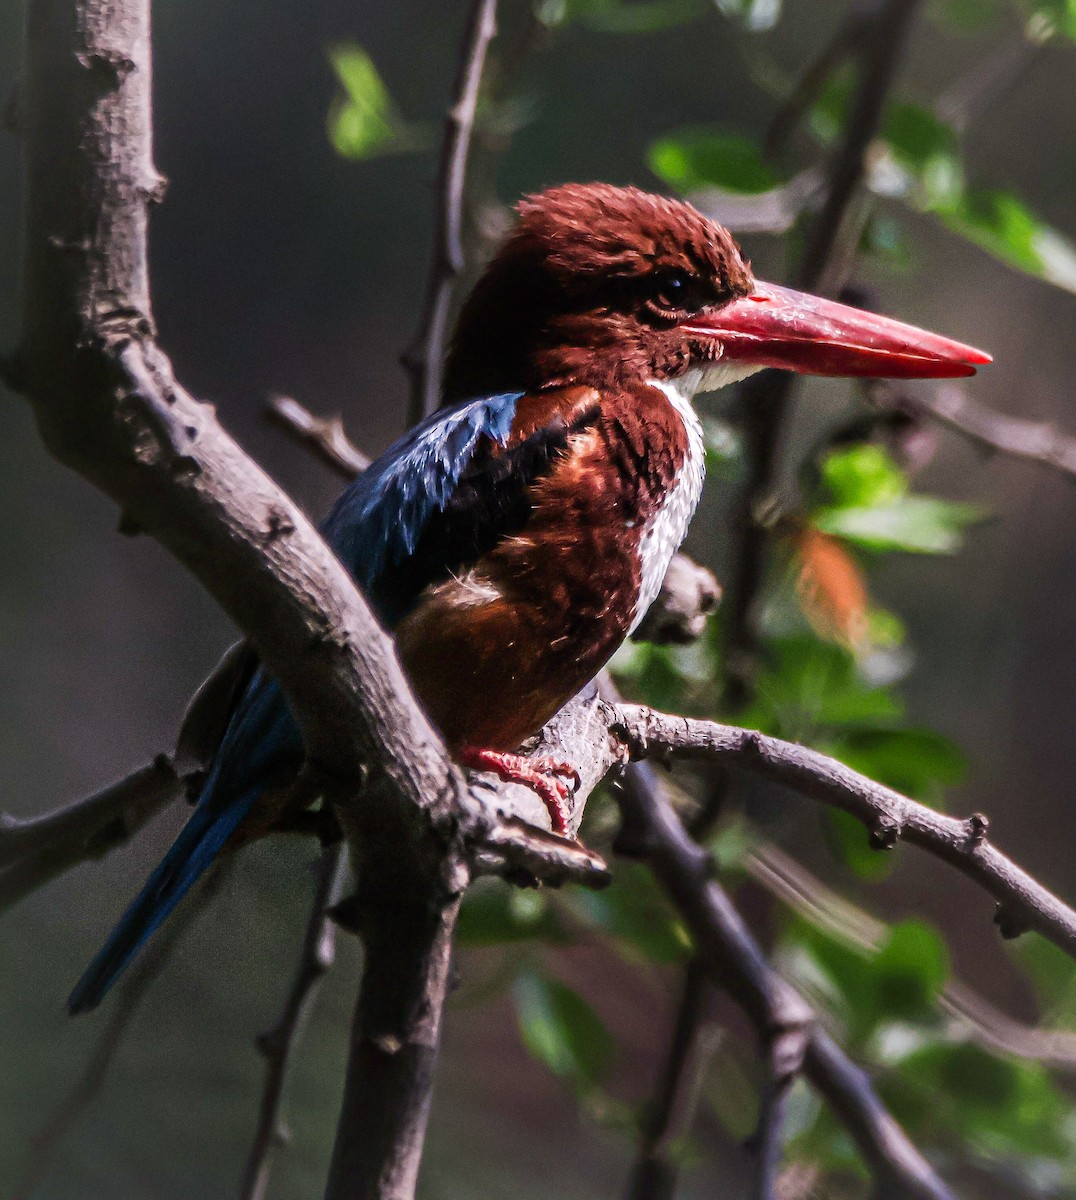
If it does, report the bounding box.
[459,747,579,836]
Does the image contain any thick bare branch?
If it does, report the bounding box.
[401,0,498,423]
[10,1,591,1194]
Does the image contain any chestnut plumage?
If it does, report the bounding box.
[68,184,990,1013]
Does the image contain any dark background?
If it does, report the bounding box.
[1,1,1074,1196]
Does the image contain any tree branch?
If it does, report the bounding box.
[401,0,498,424]
[624,958,715,1200]
[870,379,1076,481]
[0,758,180,913]
[9,2,597,1196]
[240,844,349,1200]
[614,759,954,1200]
[614,706,1076,957]
[267,394,369,479]
[763,5,872,159]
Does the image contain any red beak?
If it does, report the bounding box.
[682,282,991,379]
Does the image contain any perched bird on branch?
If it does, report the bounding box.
[68,183,989,1013]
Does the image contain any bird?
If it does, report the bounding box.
[67,182,990,1013]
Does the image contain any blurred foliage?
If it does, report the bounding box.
[12,0,1074,1196]
[426,0,1076,1170]
[326,44,430,160]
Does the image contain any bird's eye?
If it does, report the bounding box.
[652,270,701,314]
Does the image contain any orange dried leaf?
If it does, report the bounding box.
[793,527,871,652]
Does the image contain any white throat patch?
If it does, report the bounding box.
[628,363,761,634]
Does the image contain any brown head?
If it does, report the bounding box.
[443,182,990,404]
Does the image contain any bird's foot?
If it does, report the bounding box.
[458,747,579,837]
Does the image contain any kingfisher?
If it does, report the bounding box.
[68,183,989,1013]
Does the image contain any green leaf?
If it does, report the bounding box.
[326,44,426,160]
[861,212,912,270]
[609,641,690,709]
[819,444,907,509]
[793,919,948,1038]
[872,921,949,1021]
[880,103,963,210]
[513,972,614,1090]
[1031,0,1076,40]
[887,1042,1074,1159]
[813,496,985,554]
[457,880,568,946]
[648,129,780,195]
[750,636,904,739]
[937,188,1076,294]
[928,0,1007,31]
[571,862,692,963]
[826,809,896,882]
[1010,937,1076,1024]
[833,727,966,800]
[714,0,783,31]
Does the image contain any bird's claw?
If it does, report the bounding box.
[459,747,579,837]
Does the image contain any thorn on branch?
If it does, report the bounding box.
[868,813,902,850]
[137,173,169,205]
[994,904,1030,941]
[964,812,989,847]
[263,511,296,543]
[739,729,764,756]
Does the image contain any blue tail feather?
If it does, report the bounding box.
[66,790,255,1014]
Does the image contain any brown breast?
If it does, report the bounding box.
[395,383,691,752]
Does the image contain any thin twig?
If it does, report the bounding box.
[764,5,872,159]
[0,759,181,913]
[614,759,954,1200]
[935,35,1045,134]
[615,705,1076,958]
[267,394,369,479]
[239,844,349,1200]
[871,379,1076,481]
[401,0,498,424]
[13,861,231,1200]
[624,959,713,1200]
[750,1068,795,1200]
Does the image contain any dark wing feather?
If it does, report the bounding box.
[67,389,598,1013]
[324,391,599,625]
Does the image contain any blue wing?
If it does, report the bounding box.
[67,392,526,1013]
